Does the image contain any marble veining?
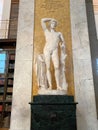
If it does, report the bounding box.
[9,0,35,130]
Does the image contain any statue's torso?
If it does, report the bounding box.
[44,29,60,53]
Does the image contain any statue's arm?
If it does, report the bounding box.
[59,33,67,55]
[41,18,55,31]
[59,33,65,48]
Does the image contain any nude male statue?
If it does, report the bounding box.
[41,18,66,90]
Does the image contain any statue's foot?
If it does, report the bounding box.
[57,86,62,90]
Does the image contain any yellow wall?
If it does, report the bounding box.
[33,0,74,96]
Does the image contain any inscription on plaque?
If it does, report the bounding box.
[41,0,64,11]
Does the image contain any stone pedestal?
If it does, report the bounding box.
[38,89,67,95]
[30,95,77,130]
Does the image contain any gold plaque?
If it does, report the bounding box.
[33,0,74,95]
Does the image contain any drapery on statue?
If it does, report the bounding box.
[36,18,68,92]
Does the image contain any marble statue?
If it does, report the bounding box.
[36,18,68,94]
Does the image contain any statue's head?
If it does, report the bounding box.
[50,20,57,29]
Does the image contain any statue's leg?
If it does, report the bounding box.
[44,51,52,89]
[52,49,61,90]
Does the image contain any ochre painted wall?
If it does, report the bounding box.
[33,0,74,96]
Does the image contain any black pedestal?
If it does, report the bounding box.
[30,95,77,130]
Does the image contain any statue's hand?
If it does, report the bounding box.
[61,43,65,48]
[52,18,56,21]
[60,44,65,54]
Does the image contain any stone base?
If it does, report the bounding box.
[30,95,77,130]
[38,88,67,95]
